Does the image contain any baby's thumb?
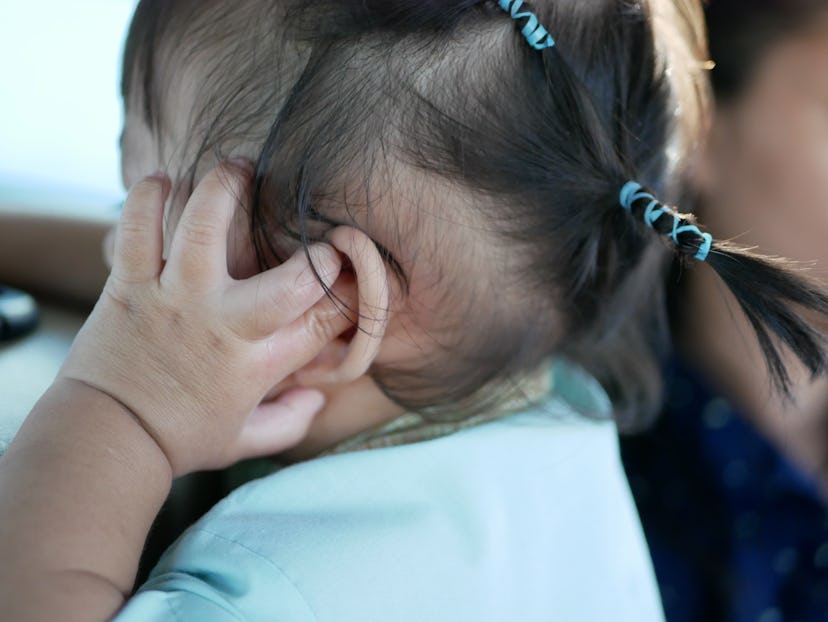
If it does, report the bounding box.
[227,388,325,464]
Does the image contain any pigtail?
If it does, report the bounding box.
[705,245,828,392]
[620,182,828,394]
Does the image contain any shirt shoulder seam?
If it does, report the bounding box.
[191,526,320,622]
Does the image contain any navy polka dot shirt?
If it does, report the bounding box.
[622,359,828,622]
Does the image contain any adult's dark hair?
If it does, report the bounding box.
[705,0,828,100]
[121,0,828,431]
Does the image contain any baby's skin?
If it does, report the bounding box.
[0,163,355,621]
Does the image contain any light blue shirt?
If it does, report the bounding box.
[117,369,663,621]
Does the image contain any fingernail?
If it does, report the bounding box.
[149,169,168,180]
[307,243,342,288]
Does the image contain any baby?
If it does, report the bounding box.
[2,1,828,620]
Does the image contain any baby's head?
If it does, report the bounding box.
[119,0,709,433]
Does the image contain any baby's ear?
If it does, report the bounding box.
[295,226,390,385]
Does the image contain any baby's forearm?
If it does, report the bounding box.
[0,211,115,306]
[0,378,172,622]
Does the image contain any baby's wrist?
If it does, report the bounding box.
[44,376,174,485]
[0,377,174,605]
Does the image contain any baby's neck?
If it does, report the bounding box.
[279,377,406,463]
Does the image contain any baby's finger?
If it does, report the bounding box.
[165,162,251,289]
[222,388,325,464]
[102,225,116,270]
[226,244,341,340]
[265,275,359,378]
[111,175,168,282]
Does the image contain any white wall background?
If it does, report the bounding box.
[0,1,138,210]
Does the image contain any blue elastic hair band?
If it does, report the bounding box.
[619,181,713,262]
[497,9,710,261]
[497,0,556,50]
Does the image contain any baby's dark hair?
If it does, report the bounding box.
[122,0,828,430]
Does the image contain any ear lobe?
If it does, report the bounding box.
[296,226,390,385]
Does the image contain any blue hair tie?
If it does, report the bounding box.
[497,0,556,50]
[619,181,714,262]
[498,13,712,262]
[693,232,713,262]
[619,181,654,213]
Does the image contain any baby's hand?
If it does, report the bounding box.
[60,163,342,476]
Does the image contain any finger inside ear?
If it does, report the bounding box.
[296,226,390,385]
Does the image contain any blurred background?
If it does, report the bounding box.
[0,0,138,452]
[0,1,137,216]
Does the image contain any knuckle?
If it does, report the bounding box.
[118,217,153,238]
[275,285,302,312]
[291,263,325,303]
[206,326,230,356]
[104,284,138,315]
[180,219,219,248]
[304,310,336,344]
[266,284,302,320]
[264,268,321,316]
[306,299,351,343]
[248,282,298,336]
